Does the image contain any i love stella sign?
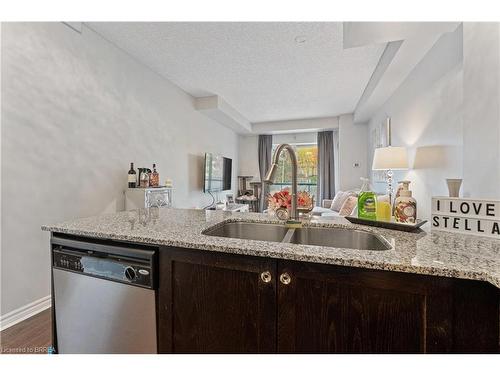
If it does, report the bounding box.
[431,197,500,239]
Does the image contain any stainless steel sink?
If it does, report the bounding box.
[289,226,391,251]
[203,221,289,243]
[203,221,392,251]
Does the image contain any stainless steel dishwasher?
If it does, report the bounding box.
[51,235,157,354]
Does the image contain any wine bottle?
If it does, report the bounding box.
[150,163,159,187]
[128,162,137,188]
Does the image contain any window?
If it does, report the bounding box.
[270,143,318,200]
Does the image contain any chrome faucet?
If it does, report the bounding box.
[264,143,299,221]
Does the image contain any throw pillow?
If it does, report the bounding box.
[330,191,346,211]
[339,196,358,216]
[330,191,355,212]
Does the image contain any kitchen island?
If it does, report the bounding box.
[43,207,500,353]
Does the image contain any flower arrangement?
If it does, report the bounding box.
[297,191,313,209]
[268,189,292,211]
[267,188,313,211]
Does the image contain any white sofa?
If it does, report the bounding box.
[312,199,346,218]
[311,190,359,218]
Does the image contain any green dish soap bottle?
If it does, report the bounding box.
[358,177,377,220]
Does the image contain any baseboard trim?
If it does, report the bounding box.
[0,295,52,331]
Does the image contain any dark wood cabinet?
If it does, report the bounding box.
[158,246,500,353]
[158,247,276,353]
[277,261,450,353]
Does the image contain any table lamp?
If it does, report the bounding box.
[372,146,409,205]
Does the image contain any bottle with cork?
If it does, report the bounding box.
[149,163,159,187]
[128,162,137,188]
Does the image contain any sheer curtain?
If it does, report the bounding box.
[317,130,336,202]
[258,134,273,212]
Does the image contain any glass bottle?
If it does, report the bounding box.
[140,169,149,188]
[394,182,417,223]
[128,162,137,188]
[150,163,159,187]
[357,178,377,220]
[376,196,391,222]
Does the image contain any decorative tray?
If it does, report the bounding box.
[345,216,428,232]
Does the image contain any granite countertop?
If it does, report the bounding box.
[42,207,500,288]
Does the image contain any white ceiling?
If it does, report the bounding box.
[87,22,386,123]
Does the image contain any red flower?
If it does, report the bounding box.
[268,188,312,211]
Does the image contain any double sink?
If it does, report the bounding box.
[203,221,392,251]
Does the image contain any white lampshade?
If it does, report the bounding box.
[372,146,409,170]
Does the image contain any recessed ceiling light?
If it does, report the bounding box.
[294,36,307,44]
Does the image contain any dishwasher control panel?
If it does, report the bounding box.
[53,248,154,289]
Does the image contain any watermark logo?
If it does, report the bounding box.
[1,346,51,354]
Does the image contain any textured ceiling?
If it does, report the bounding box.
[87,22,386,123]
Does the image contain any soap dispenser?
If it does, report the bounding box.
[395,180,411,201]
[394,182,417,223]
[358,178,377,220]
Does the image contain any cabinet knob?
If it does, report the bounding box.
[260,271,272,283]
[280,272,291,285]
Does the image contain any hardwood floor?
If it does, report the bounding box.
[0,308,52,354]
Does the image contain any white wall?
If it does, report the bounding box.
[462,23,500,199]
[238,135,260,179]
[366,25,463,220]
[338,114,368,191]
[0,23,238,316]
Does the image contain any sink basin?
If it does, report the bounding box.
[290,226,391,251]
[203,222,289,243]
[203,221,391,251]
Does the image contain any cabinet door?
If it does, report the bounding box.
[277,261,453,353]
[158,247,277,353]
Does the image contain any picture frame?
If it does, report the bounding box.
[226,193,234,204]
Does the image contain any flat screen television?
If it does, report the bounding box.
[203,153,232,192]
